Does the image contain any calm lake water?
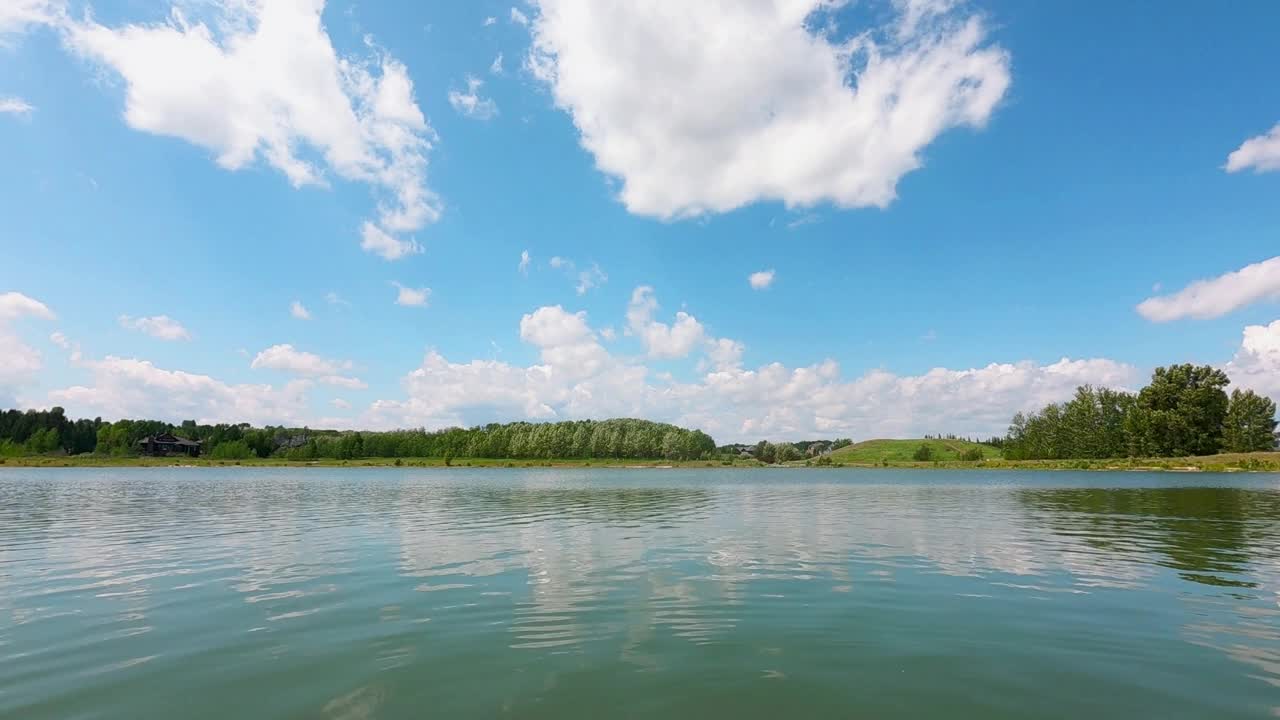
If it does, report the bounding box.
[1,468,1278,719]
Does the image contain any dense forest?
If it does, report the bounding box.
[0,411,718,461]
[1003,364,1278,460]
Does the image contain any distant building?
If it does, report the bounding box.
[137,432,202,457]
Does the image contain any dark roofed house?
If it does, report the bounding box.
[138,432,202,457]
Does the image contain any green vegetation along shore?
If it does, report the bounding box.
[3,448,1278,472]
[829,438,1001,464]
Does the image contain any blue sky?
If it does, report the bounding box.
[1,0,1278,442]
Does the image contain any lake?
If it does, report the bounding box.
[1,468,1278,719]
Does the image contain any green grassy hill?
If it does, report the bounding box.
[829,438,1003,463]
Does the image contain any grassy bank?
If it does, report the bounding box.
[2,451,1279,471]
[0,455,763,469]
[828,438,1002,463]
[814,451,1280,472]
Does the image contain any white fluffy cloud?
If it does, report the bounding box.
[447,75,498,120]
[290,300,311,320]
[1137,256,1280,322]
[525,0,1010,218]
[626,286,707,359]
[0,291,54,323]
[0,292,56,405]
[50,355,315,425]
[250,343,364,388]
[0,97,34,116]
[66,1,440,258]
[749,269,776,290]
[1226,124,1280,174]
[118,314,191,340]
[364,288,1138,441]
[392,282,430,307]
[1225,319,1280,401]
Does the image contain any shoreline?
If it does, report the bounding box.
[1,452,1278,472]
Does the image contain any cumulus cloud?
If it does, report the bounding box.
[1136,256,1280,322]
[524,0,1010,218]
[0,97,34,116]
[331,397,352,409]
[290,300,311,320]
[0,291,56,405]
[118,314,191,340]
[65,1,440,258]
[0,291,54,323]
[392,281,430,307]
[364,289,1139,441]
[1226,124,1280,174]
[626,286,707,359]
[749,269,775,290]
[49,355,315,425]
[1225,319,1280,401]
[447,75,498,119]
[704,337,745,371]
[250,343,364,388]
[252,343,349,375]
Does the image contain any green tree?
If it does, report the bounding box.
[1223,389,1278,453]
[912,444,935,461]
[1132,364,1230,456]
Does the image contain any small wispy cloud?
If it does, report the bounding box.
[392,281,431,307]
[290,300,311,320]
[545,256,606,294]
[489,52,504,75]
[325,291,351,307]
[119,314,191,340]
[510,7,529,25]
[575,263,607,295]
[482,16,497,27]
[360,222,422,261]
[748,269,775,290]
[0,97,34,117]
[448,76,497,120]
[786,213,820,230]
[518,249,530,275]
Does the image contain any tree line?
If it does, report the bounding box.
[0,410,718,461]
[1003,364,1277,460]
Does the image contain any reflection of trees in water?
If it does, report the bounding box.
[399,485,715,524]
[1015,487,1280,589]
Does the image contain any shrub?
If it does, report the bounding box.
[210,440,252,460]
[912,444,935,462]
[959,447,984,462]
